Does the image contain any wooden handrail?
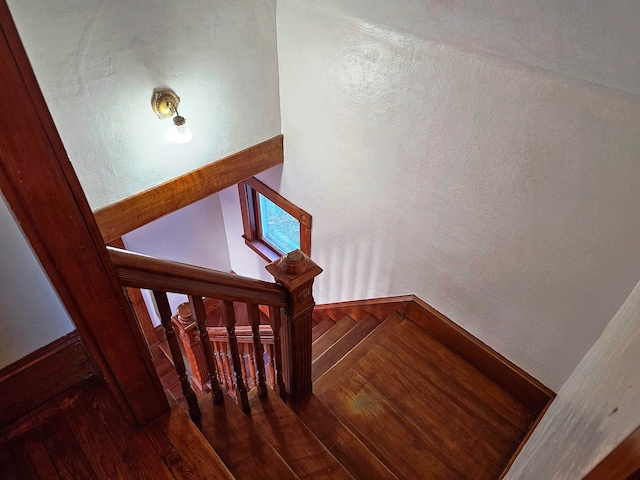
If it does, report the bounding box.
[107,247,288,307]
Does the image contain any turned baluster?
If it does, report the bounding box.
[244,343,256,389]
[268,305,286,399]
[247,304,268,397]
[188,295,224,404]
[266,250,322,403]
[219,300,250,412]
[152,291,201,420]
[265,343,275,388]
[213,342,230,391]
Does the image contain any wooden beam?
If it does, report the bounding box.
[0,1,169,426]
[94,135,284,243]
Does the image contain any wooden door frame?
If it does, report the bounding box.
[0,1,168,425]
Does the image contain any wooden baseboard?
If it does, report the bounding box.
[0,331,96,429]
[406,297,555,413]
[314,295,414,323]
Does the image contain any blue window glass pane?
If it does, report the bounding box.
[258,193,300,254]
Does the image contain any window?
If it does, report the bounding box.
[238,177,311,262]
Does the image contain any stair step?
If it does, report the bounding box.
[293,394,398,480]
[312,315,380,382]
[312,316,356,362]
[314,313,404,397]
[312,318,336,342]
[197,395,298,480]
[198,390,353,480]
[247,392,353,479]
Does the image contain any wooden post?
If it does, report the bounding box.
[219,300,251,413]
[153,291,201,421]
[247,304,268,398]
[266,250,322,403]
[188,296,224,404]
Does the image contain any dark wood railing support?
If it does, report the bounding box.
[268,305,286,400]
[188,296,224,404]
[266,250,323,403]
[219,300,251,412]
[153,291,201,420]
[247,304,268,398]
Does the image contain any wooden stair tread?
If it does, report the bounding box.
[320,369,465,479]
[197,394,298,480]
[314,313,404,396]
[352,343,508,478]
[312,316,357,362]
[384,320,535,432]
[151,401,234,480]
[312,318,336,342]
[292,394,398,480]
[312,315,380,382]
[247,392,353,479]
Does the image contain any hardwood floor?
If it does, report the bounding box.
[0,375,232,479]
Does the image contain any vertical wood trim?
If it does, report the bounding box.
[0,1,168,425]
[109,238,158,347]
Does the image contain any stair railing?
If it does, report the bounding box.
[108,247,322,420]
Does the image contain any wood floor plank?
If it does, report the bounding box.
[0,430,26,479]
[312,318,336,342]
[197,395,298,480]
[83,380,175,480]
[320,369,463,479]
[5,418,61,480]
[29,392,99,480]
[293,394,398,480]
[153,405,234,480]
[59,383,131,479]
[312,315,380,382]
[385,320,534,433]
[312,316,356,362]
[248,392,352,479]
[354,343,508,478]
[313,313,404,397]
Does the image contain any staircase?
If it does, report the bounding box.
[162,301,545,479]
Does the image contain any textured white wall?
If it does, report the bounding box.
[2,0,279,363]
[505,280,640,479]
[274,1,640,391]
[7,0,281,210]
[122,195,232,324]
[0,196,75,369]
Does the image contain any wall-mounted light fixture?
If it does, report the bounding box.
[151,90,193,144]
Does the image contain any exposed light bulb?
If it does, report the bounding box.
[171,115,193,144]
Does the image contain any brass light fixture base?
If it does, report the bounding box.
[151,90,180,119]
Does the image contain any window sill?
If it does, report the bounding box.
[243,237,280,263]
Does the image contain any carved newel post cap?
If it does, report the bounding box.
[266,249,322,291]
[176,302,194,325]
[277,250,309,275]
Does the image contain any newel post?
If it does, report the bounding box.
[266,250,322,403]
